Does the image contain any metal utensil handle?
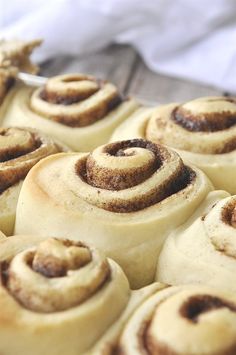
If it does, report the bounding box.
[18,72,47,87]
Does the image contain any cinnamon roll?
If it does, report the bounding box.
[0,235,130,355]
[0,38,42,74]
[0,127,67,235]
[111,97,236,193]
[156,190,236,293]
[2,73,138,151]
[88,282,167,355]
[15,138,212,288]
[111,285,236,355]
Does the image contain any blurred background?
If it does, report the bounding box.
[1,0,236,103]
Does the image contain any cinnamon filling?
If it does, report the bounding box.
[51,93,122,127]
[139,320,178,355]
[1,238,110,313]
[180,295,236,323]
[0,129,39,162]
[172,106,236,133]
[76,139,196,213]
[0,128,42,193]
[220,199,236,228]
[86,140,162,190]
[32,75,123,127]
[40,80,100,105]
[134,294,236,355]
[0,127,65,194]
[31,239,92,278]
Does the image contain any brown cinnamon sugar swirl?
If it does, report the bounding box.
[157,190,236,293]
[2,73,138,151]
[15,138,212,288]
[113,285,236,355]
[0,235,130,355]
[0,127,67,235]
[111,97,236,193]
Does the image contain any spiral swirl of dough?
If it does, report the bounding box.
[111,97,236,193]
[74,139,193,213]
[2,74,138,151]
[146,96,236,154]
[14,138,212,288]
[0,127,64,193]
[116,285,236,355]
[30,74,123,127]
[0,235,130,355]
[0,127,66,235]
[157,191,236,293]
[4,238,110,313]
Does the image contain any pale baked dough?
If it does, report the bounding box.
[0,65,17,105]
[0,127,68,235]
[87,282,167,354]
[109,284,236,355]
[111,97,236,193]
[15,139,212,288]
[2,74,139,151]
[156,190,236,293]
[0,235,130,355]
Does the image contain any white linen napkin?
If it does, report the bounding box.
[1,0,236,92]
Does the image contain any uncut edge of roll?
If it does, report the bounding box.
[1,72,139,152]
[157,190,236,294]
[110,97,236,194]
[0,126,69,236]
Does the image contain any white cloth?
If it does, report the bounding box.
[1,0,236,92]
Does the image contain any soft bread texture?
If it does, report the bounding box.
[155,190,236,293]
[15,139,212,288]
[86,282,167,354]
[1,74,139,151]
[0,235,130,355]
[0,127,68,235]
[111,97,236,193]
[109,284,236,355]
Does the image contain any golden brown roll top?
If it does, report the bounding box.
[2,73,138,151]
[15,138,212,288]
[0,127,67,235]
[147,96,236,154]
[0,235,130,355]
[116,285,236,355]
